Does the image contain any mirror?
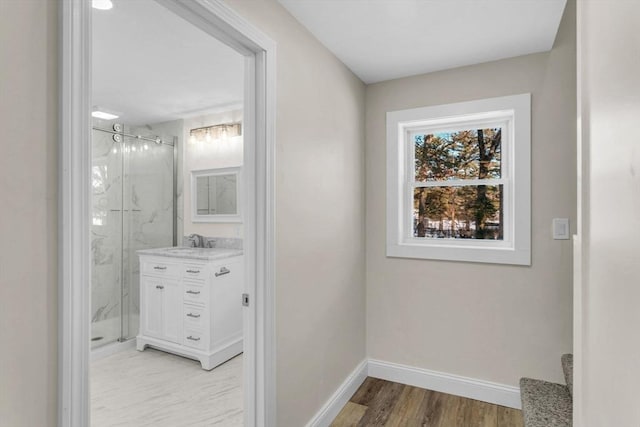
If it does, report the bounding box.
[191,167,241,222]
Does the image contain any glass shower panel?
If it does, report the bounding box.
[91,126,175,349]
[91,128,124,348]
[121,136,175,341]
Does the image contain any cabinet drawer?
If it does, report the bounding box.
[142,260,180,278]
[184,329,206,350]
[183,263,207,281]
[184,283,207,306]
[183,304,206,330]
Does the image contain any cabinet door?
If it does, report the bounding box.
[161,279,182,344]
[141,276,163,339]
[210,258,243,347]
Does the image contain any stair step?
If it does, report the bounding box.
[520,378,572,427]
[561,354,573,397]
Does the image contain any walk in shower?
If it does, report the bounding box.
[91,123,177,349]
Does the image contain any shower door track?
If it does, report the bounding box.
[92,126,175,146]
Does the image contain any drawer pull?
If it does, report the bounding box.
[187,335,200,341]
[153,266,167,270]
[186,313,200,318]
[186,269,200,274]
[215,267,230,277]
[186,290,201,295]
[155,285,164,290]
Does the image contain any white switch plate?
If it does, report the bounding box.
[553,218,570,240]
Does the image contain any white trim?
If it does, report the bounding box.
[305,360,368,427]
[386,93,531,265]
[59,1,277,426]
[59,1,92,425]
[190,166,243,223]
[90,339,137,362]
[368,359,522,410]
[574,1,586,424]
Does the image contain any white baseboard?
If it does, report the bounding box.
[305,359,368,427]
[368,359,521,409]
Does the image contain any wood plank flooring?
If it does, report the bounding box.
[331,378,524,427]
[91,347,243,427]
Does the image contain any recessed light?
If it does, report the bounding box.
[92,107,120,120]
[92,0,113,10]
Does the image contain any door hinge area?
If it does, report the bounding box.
[242,293,250,307]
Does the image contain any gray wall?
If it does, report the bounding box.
[224,1,367,425]
[0,0,58,426]
[365,2,576,387]
[0,0,578,425]
[578,1,640,425]
[0,0,366,425]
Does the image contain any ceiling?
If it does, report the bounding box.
[92,0,244,126]
[278,0,567,84]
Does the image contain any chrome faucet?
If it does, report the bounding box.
[187,233,204,248]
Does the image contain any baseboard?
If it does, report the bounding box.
[305,359,368,427]
[368,359,521,409]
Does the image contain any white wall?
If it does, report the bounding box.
[223,1,367,426]
[365,1,575,388]
[0,1,58,426]
[578,2,640,425]
[183,109,244,238]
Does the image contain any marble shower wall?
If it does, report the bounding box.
[91,119,180,345]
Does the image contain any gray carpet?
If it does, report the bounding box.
[561,353,573,397]
[520,377,572,427]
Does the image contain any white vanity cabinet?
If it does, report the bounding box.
[136,251,243,370]
[141,276,181,343]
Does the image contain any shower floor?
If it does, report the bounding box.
[91,315,139,350]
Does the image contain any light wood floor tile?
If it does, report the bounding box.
[331,402,368,427]
[357,381,405,426]
[391,385,427,420]
[497,405,524,427]
[332,377,524,427]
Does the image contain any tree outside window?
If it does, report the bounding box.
[412,128,503,240]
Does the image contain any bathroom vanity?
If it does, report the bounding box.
[136,247,243,370]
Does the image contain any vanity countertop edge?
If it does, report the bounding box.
[137,247,243,261]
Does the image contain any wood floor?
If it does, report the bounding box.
[91,347,243,427]
[331,378,524,427]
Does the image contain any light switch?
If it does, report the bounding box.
[553,218,570,240]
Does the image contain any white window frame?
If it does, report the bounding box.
[386,93,531,265]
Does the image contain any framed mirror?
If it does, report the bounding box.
[191,167,241,222]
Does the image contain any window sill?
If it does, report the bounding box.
[386,242,531,266]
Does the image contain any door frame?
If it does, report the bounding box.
[58,1,276,426]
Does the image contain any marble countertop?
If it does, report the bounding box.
[137,247,243,261]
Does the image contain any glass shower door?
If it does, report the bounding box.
[121,135,175,341]
[91,126,175,348]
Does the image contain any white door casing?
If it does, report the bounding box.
[59,1,276,426]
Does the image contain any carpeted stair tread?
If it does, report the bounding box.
[520,377,572,427]
[561,354,573,396]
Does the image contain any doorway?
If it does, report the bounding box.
[59,1,276,426]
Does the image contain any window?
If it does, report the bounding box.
[386,94,531,265]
